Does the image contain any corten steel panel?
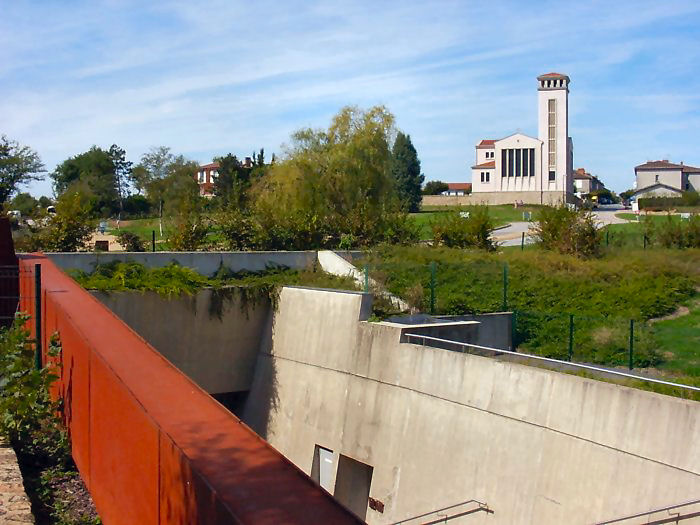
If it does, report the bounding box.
[159,433,238,525]
[51,310,91,486]
[90,351,159,525]
[18,255,363,525]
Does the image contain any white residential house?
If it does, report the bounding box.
[631,160,700,199]
[470,73,576,205]
[441,183,472,196]
[573,168,606,195]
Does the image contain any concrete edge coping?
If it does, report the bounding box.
[284,285,369,296]
[378,320,480,329]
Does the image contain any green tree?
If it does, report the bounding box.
[42,190,97,252]
[0,135,45,203]
[391,132,424,212]
[423,180,449,195]
[213,153,254,208]
[51,146,119,216]
[108,144,133,217]
[132,146,174,194]
[9,192,39,216]
[253,105,416,248]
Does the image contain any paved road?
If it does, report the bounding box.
[493,205,633,247]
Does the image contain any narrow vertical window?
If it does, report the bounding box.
[501,149,507,178]
[529,148,535,176]
[508,149,514,177]
[548,99,556,170]
[515,149,521,177]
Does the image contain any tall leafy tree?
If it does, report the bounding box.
[132,146,174,194]
[0,135,45,203]
[213,153,252,209]
[51,146,120,216]
[108,144,133,219]
[391,132,424,212]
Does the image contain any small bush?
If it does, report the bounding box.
[116,231,146,252]
[530,206,601,258]
[431,206,495,250]
[216,209,256,250]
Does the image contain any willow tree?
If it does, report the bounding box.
[251,106,415,248]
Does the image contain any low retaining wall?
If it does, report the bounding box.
[91,288,270,394]
[244,286,700,524]
[423,191,577,207]
[18,255,361,525]
[45,251,317,276]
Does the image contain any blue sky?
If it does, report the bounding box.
[2,0,700,196]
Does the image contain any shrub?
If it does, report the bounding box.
[431,206,495,250]
[0,321,69,465]
[116,231,146,252]
[216,209,256,250]
[168,214,209,251]
[42,191,96,252]
[530,206,601,258]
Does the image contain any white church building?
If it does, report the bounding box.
[470,73,576,205]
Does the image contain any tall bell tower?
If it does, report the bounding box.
[537,73,572,195]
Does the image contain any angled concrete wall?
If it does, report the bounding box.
[91,288,270,394]
[46,251,317,276]
[244,287,700,524]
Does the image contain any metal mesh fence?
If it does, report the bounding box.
[364,260,694,374]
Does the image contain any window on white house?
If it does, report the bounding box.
[549,170,556,181]
[198,171,205,182]
[485,171,490,182]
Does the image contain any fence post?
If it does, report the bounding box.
[643,234,647,250]
[502,263,508,311]
[34,264,42,370]
[152,230,156,252]
[429,262,436,314]
[629,319,634,370]
[606,230,609,247]
[511,310,517,351]
[521,232,525,251]
[568,314,574,361]
[364,265,369,293]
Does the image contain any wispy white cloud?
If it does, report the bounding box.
[1,0,700,195]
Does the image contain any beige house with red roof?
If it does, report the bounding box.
[632,160,700,199]
[470,73,576,205]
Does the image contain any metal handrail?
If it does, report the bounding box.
[594,498,700,524]
[389,499,493,524]
[403,333,700,393]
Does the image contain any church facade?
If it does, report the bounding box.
[470,73,576,205]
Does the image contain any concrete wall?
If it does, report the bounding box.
[422,191,575,207]
[435,312,512,350]
[46,251,317,276]
[92,287,270,394]
[244,287,700,524]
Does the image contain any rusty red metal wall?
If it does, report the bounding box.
[18,255,363,525]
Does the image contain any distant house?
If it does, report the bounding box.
[196,162,219,197]
[442,183,472,196]
[196,156,254,197]
[573,168,605,195]
[632,160,700,199]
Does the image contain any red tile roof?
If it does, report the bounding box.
[537,72,569,80]
[477,139,496,148]
[472,161,496,169]
[447,182,472,191]
[683,165,700,173]
[636,160,700,172]
[200,162,220,169]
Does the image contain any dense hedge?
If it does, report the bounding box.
[638,191,700,210]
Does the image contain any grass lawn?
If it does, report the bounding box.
[363,245,700,376]
[411,204,541,240]
[654,299,700,377]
